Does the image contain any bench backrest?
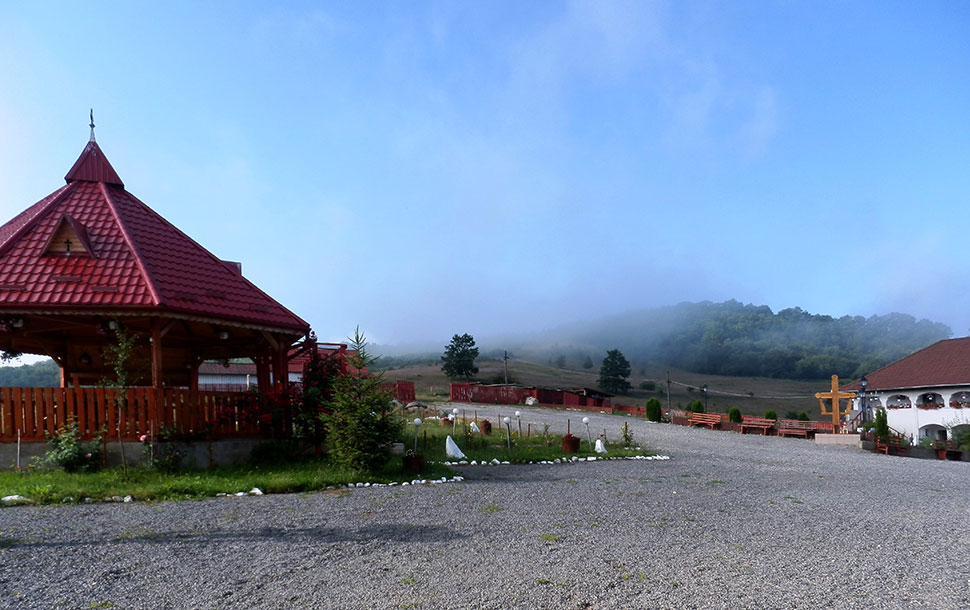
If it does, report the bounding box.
[689,412,722,422]
[741,416,775,425]
[778,419,814,429]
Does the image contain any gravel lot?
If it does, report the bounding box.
[2,404,969,609]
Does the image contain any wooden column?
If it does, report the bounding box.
[188,357,200,392]
[272,342,288,392]
[255,355,270,391]
[151,318,163,391]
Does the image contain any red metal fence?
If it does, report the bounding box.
[449,383,612,409]
[0,387,269,442]
[384,381,415,403]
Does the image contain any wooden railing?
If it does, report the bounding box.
[0,387,282,442]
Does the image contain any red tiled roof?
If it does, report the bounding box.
[0,138,309,333]
[843,337,970,391]
[65,141,124,186]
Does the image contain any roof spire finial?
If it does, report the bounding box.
[89,109,96,143]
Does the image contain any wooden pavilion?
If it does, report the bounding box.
[0,126,310,442]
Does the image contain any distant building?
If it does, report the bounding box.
[844,337,970,442]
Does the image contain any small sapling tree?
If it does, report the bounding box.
[645,397,662,422]
[101,323,142,476]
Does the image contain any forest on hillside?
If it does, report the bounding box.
[527,300,952,381]
[0,359,60,387]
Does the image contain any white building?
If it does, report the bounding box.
[845,337,970,442]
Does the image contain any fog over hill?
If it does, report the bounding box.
[377,300,953,382]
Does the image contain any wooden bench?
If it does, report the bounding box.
[740,416,775,435]
[777,419,816,439]
[876,436,910,456]
[688,412,723,429]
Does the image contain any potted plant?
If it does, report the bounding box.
[481,419,492,435]
[403,449,424,474]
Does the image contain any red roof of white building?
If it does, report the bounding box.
[843,337,970,391]
[0,139,309,334]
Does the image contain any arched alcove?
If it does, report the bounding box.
[949,392,970,409]
[886,395,911,409]
[919,424,947,440]
[917,392,944,410]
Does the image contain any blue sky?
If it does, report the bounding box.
[0,1,968,348]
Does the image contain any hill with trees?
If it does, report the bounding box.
[0,359,60,387]
[521,300,951,381]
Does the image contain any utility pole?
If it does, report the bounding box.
[665,370,671,413]
[503,351,509,385]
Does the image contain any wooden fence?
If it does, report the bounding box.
[0,387,277,442]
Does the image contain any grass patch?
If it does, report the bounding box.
[481,504,503,514]
[409,420,653,464]
[540,533,561,542]
[0,457,454,506]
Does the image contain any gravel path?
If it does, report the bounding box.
[2,404,970,609]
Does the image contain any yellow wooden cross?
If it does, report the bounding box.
[815,374,856,432]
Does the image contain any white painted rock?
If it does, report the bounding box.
[469,421,481,434]
[491,458,501,465]
[594,439,608,454]
[1,495,29,505]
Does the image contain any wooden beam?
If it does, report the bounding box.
[261,330,280,352]
[159,319,178,338]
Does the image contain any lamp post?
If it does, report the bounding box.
[412,418,422,453]
[702,384,709,412]
[503,416,512,449]
[859,376,868,423]
[515,410,522,437]
[582,416,592,449]
[452,408,459,434]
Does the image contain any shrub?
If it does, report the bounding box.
[639,380,656,391]
[797,412,810,421]
[645,398,662,422]
[765,410,777,420]
[689,400,705,414]
[727,407,742,423]
[43,423,102,473]
[873,408,889,442]
[954,428,970,452]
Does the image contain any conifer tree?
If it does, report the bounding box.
[598,349,631,394]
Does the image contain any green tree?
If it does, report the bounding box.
[441,333,480,379]
[582,355,593,369]
[689,399,705,414]
[326,328,402,472]
[645,397,662,422]
[598,349,631,394]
